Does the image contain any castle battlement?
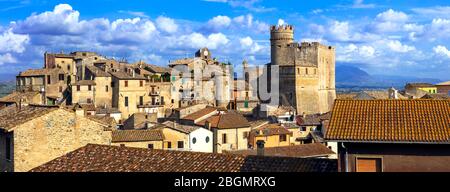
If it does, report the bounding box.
[270,24,294,32]
[300,42,335,50]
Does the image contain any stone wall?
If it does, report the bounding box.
[213,127,251,153]
[271,25,336,115]
[11,109,111,172]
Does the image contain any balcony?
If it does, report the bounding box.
[150,91,160,96]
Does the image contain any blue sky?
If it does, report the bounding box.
[0,0,449,79]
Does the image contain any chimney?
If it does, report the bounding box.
[256,140,265,156]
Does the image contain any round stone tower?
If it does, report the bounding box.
[270,25,294,66]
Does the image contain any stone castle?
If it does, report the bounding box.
[270,24,336,115]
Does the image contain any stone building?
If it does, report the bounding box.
[16,68,69,105]
[195,111,251,153]
[248,123,292,148]
[169,48,232,109]
[0,105,112,172]
[83,65,113,108]
[269,25,336,115]
[0,91,43,109]
[72,80,96,104]
[111,129,164,149]
[110,71,148,121]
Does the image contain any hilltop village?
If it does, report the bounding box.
[1,25,449,172]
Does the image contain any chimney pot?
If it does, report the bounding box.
[256,140,265,156]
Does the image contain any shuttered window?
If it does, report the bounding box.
[356,158,382,172]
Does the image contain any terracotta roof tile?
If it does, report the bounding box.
[18,68,64,76]
[196,111,250,129]
[182,107,217,121]
[86,65,111,77]
[0,91,40,103]
[30,144,337,172]
[325,99,450,143]
[0,105,60,131]
[111,129,164,142]
[157,121,200,134]
[110,71,146,80]
[250,124,292,137]
[225,143,335,158]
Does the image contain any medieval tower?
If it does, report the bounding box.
[270,24,336,115]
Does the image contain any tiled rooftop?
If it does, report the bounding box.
[30,144,337,172]
[111,129,164,142]
[182,107,217,121]
[225,143,335,158]
[326,99,450,143]
[18,68,64,76]
[0,91,40,103]
[0,105,59,131]
[86,65,111,77]
[196,111,251,129]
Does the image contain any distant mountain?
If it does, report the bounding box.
[0,73,16,83]
[335,65,441,90]
[0,81,15,98]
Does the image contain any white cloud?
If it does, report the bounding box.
[238,36,265,54]
[277,19,285,26]
[329,21,351,41]
[239,36,253,47]
[373,9,409,32]
[13,4,85,35]
[156,16,178,33]
[207,15,231,30]
[179,32,229,49]
[386,40,415,53]
[233,14,268,33]
[376,9,408,22]
[118,10,149,18]
[359,45,375,57]
[412,6,450,19]
[351,0,376,9]
[0,28,29,53]
[105,18,157,44]
[434,45,450,58]
[0,53,17,65]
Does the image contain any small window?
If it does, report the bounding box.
[148,144,154,149]
[300,127,307,131]
[205,136,210,143]
[222,133,227,144]
[120,144,125,147]
[47,76,51,84]
[105,85,109,92]
[59,74,64,81]
[88,85,92,91]
[139,96,144,106]
[59,86,63,93]
[140,80,143,87]
[124,81,128,87]
[192,137,197,144]
[62,60,65,63]
[167,142,172,149]
[77,85,80,91]
[177,141,184,149]
[243,132,248,139]
[124,97,129,107]
[279,134,287,142]
[67,65,70,71]
[87,98,92,103]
